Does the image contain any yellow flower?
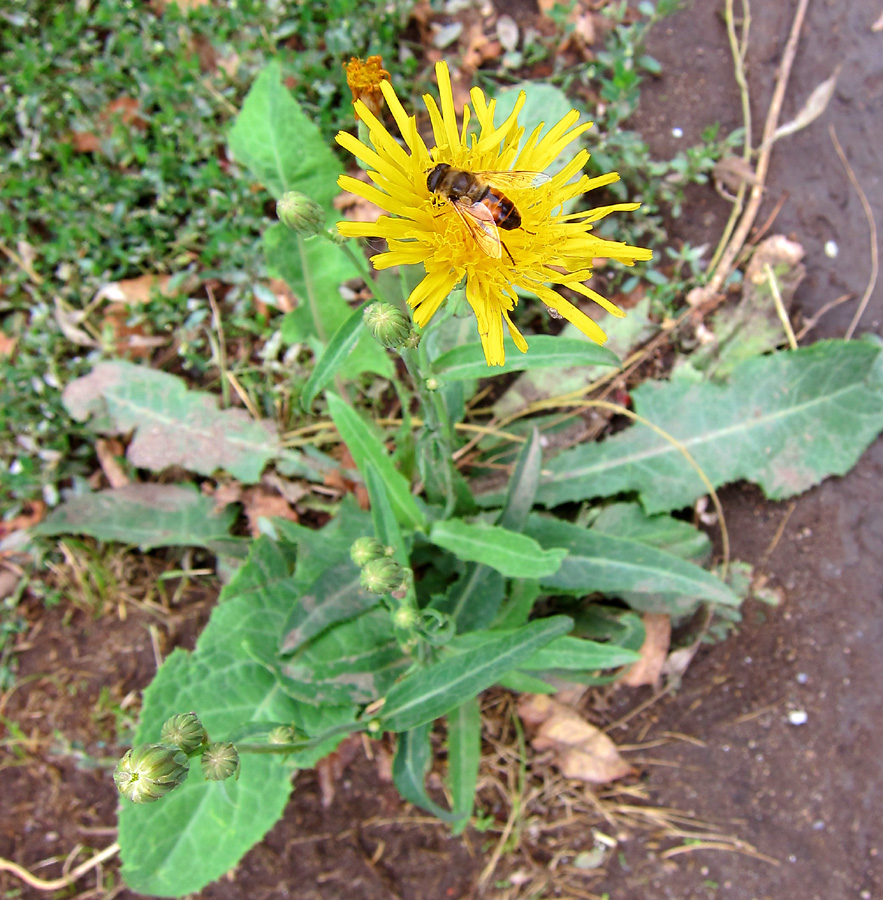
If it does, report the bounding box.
[336,60,652,367]
[344,56,391,120]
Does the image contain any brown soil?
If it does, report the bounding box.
[2,2,881,899]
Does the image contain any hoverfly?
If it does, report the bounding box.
[425,163,548,261]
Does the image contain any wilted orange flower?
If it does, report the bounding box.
[344,56,391,119]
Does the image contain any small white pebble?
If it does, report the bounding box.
[796,672,809,684]
[788,710,808,726]
[824,240,839,258]
[672,126,684,138]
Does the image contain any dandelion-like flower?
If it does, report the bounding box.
[335,61,652,367]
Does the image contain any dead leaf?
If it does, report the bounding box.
[518,694,633,784]
[0,501,47,539]
[54,297,97,347]
[70,130,102,153]
[68,96,147,154]
[96,438,130,489]
[240,485,298,537]
[712,156,760,195]
[0,333,16,357]
[621,613,671,688]
[93,274,175,306]
[316,734,363,807]
[334,188,385,224]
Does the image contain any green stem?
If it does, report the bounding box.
[298,233,326,344]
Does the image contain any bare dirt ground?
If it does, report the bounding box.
[1,1,881,899]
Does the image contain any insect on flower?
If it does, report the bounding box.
[425,164,549,263]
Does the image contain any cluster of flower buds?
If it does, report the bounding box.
[114,713,240,804]
[349,536,410,595]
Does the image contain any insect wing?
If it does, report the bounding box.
[474,170,551,190]
[451,198,502,259]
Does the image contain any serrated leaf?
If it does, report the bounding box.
[32,484,237,551]
[326,393,426,531]
[428,519,566,578]
[433,336,620,381]
[119,540,355,898]
[537,340,883,513]
[526,515,740,612]
[63,361,280,484]
[380,616,572,732]
[227,60,341,207]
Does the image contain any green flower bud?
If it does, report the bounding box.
[160,712,208,754]
[328,225,348,245]
[350,536,385,567]
[425,377,439,391]
[363,302,412,350]
[277,191,324,235]
[201,742,241,782]
[114,743,189,803]
[360,557,404,594]
[268,725,299,745]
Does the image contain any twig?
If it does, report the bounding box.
[764,263,798,349]
[759,500,797,568]
[706,0,811,296]
[829,125,879,339]
[206,284,230,408]
[795,292,853,341]
[0,843,119,891]
[0,240,44,286]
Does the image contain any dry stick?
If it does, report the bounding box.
[764,262,798,349]
[706,0,811,297]
[0,843,120,891]
[829,125,880,339]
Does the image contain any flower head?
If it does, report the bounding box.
[114,743,190,803]
[345,56,391,120]
[336,61,652,366]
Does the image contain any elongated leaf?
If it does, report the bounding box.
[447,697,481,833]
[63,361,281,484]
[433,336,620,381]
[265,224,392,379]
[365,466,407,568]
[279,560,375,654]
[392,724,461,822]
[526,515,740,612]
[591,502,711,562]
[429,519,566,578]
[227,61,341,207]
[119,540,354,898]
[498,427,542,532]
[33,484,237,551]
[380,616,572,732]
[301,305,367,412]
[326,392,425,531]
[537,339,883,513]
[434,562,505,633]
[520,635,641,672]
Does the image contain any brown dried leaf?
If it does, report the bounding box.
[240,486,298,538]
[518,694,633,784]
[0,333,16,357]
[621,613,671,688]
[0,501,47,539]
[96,438,130,489]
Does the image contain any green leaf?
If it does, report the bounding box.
[62,360,281,483]
[265,224,392,379]
[537,340,883,513]
[279,560,376,655]
[275,608,408,705]
[326,393,426,531]
[497,427,542,533]
[32,484,237,552]
[380,616,572,732]
[434,563,505,633]
[392,724,461,822]
[520,635,641,671]
[365,466,408,567]
[119,540,351,898]
[227,60,341,207]
[447,697,481,833]
[301,304,367,412]
[428,519,566,578]
[433,336,620,381]
[493,579,541,630]
[526,515,740,613]
[591,502,712,562]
